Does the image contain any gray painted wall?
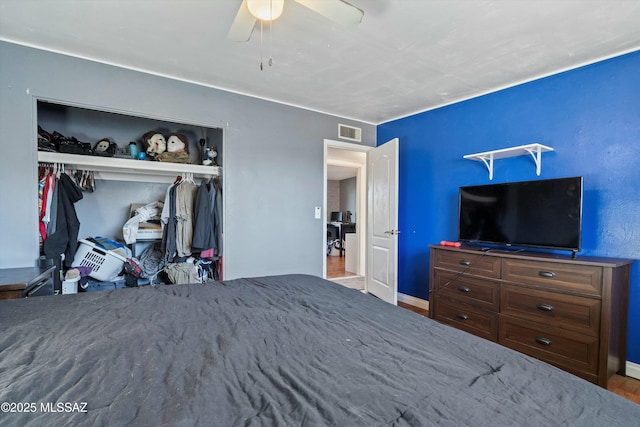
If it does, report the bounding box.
[339,177,357,223]
[327,180,340,221]
[0,41,375,278]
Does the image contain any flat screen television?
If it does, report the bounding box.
[458,176,583,254]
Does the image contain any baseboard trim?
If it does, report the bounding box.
[398,293,429,311]
[626,361,640,380]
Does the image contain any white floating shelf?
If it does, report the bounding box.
[38,151,221,184]
[463,143,553,180]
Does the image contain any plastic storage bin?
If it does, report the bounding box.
[62,276,79,294]
[72,239,127,281]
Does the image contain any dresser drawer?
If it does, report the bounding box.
[433,296,498,342]
[501,284,601,336]
[499,316,598,382]
[433,270,499,311]
[433,250,501,278]
[502,259,602,296]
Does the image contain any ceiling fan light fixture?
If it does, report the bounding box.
[247,0,284,21]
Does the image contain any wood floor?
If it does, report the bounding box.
[397,301,640,405]
[326,254,355,279]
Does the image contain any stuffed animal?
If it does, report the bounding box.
[142,131,166,158]
[203,146,218,166]
[166,133,189,153]
[94,138,117,157]
[157,133,192,164]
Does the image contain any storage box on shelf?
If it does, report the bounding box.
[429,244,632,388]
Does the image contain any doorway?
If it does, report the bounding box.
[323,140,371,289]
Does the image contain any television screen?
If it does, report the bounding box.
[458,177,582,252]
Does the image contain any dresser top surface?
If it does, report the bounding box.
[430,244,634,268]
[0,266,56,289]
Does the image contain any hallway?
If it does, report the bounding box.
[326,254,353,279]
[327,255,364,291]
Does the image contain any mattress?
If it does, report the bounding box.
[1,274,638,426]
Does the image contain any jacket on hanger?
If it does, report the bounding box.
[192,179,218,254]
[43,173,83,267]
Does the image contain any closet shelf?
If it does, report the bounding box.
[463,143,553,180]
[38,151,221,184]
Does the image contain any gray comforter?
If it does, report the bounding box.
[1,274,639,426]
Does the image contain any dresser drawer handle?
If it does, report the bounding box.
[459,259,471,266]
[535,337,552,346]
[457,285,471,293]
[456,313,469,321]
[538,270,556,278]
[536,303,554,312]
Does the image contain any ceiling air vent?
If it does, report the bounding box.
[338,124,362,142]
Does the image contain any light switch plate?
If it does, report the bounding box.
[314,206,322,219]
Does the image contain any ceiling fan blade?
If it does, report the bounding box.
[294,0,363,26]
[227,0,257,42]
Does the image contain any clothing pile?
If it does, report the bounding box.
[122,201,164,245]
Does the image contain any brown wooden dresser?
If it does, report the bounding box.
[429,244,633,388]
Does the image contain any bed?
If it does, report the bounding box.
[1,274,639,426]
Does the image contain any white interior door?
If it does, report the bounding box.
[366,138,399,304]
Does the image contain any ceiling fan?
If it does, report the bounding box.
[227,0,364,42]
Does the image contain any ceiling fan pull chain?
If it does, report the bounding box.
[259,20,264,70]
[268,20,273,66]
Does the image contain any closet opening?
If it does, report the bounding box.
[35,99,224,293]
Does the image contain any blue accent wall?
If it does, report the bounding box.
[378,50,640,364]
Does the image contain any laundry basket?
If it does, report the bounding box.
[72,239,127,281]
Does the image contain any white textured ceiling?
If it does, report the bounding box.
[327,164,357,181]
[1,0,639,124]
[327,147,366,180]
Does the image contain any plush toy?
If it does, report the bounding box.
[166,133,190,153]
[142,131,166,158]
[203,146,218,166]
[157,133,192,164]
[94,138,117,157]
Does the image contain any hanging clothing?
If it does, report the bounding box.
[214,179,222,256]
[43,173,83,267]
[161,176,221,275]
[175,180,197,258]
[161,182,179,263]
[46,179,60,238]
[161,176,198,262]
[38,172,53,243]
[192,178,222,258]
[192,179,217,254]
